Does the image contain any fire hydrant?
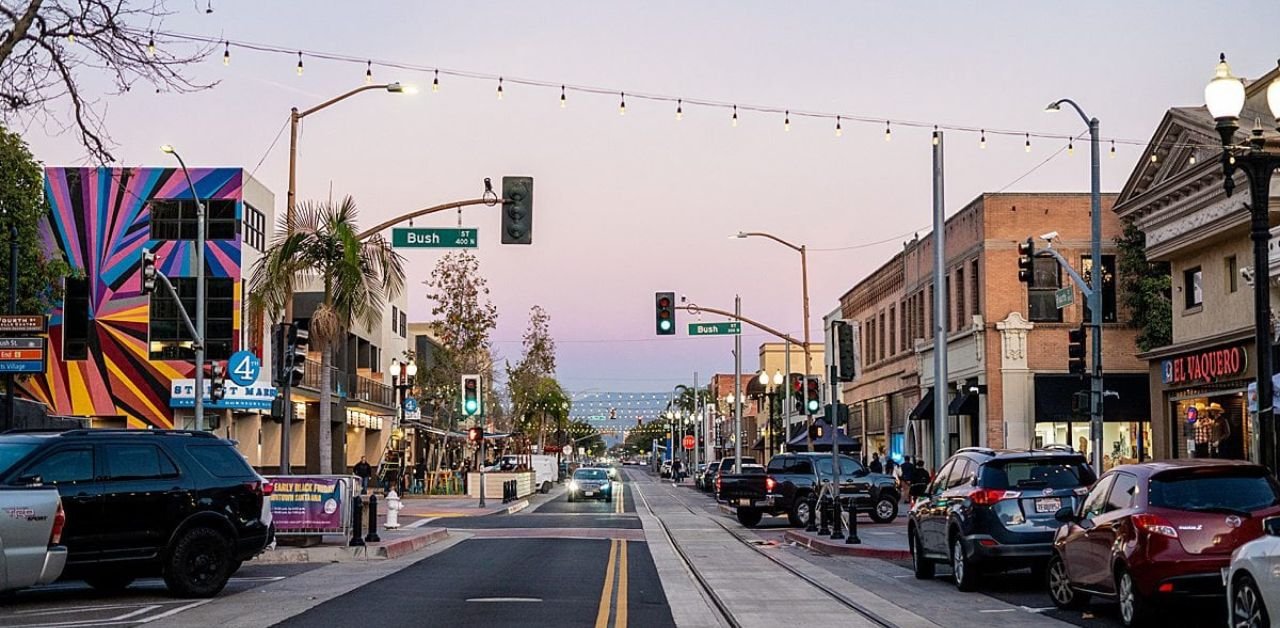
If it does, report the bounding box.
[384,490,403,529]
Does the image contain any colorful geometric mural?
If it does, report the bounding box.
[22,167,247,428]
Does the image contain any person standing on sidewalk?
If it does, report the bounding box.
[354,456,372,493]
[869,452,883,474]
[898,456,915,503]
[672,458,683,484]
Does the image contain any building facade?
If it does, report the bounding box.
[839,193,1150,471]
[1113,63,1280,464]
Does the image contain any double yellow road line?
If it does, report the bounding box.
[595,538,628,628]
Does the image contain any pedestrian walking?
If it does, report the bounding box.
[672,459,684,484]
[884,456,897,477]
[899,456,916,503]
[354,456,372,493]
[869,452,884,474]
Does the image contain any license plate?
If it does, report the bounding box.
[1035,498,1061,513]
[738,499,752,507]
[584,491,595,496]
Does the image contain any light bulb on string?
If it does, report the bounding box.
[1068,139,1074,156]
[68,32,75,44]
[784,110,790,132]
[365,61,373,85]
[619,92,626,116]
[222,41,230,66]
[675,99,683,121]
[1189,154,1197,165]
[432,70,439,93]
[979,129,986,149]
[497,77,504,100]
[732,105,738,127]
[1150,153,1158,163]
[884,121,891,142]
[147,31,155,57]
[1025,133,1031,153]
[296,52,303,76]
[835,116,842,137]
[1110,140,1116,159]
[560,85,566,108]
[932,125,939,146]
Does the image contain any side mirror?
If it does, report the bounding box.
[1054,506,1077,524]
[910,482,928,498]
[1265,517,1280,537]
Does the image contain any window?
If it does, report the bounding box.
[1184,266,1203,310]
[105,444,178,480]
[149,199,237,241]
[244,204,267,251]
[63,276,90,360]
[1080,474,1116,519]
[816,456,864,478]
[865,318,874,364]
[25,448,93,485]
[187,444,255,478]
[878,312,886,361]
[948,459,975,489]
[1080,255,1118,322]
[970,259,980,315]
[945,275,952,333]
[150,277,234,360]
[930,461,956,495]
[900,299,909,352]
[978,458,1095,489]
[767,457,788,473]
[1029,258,1063,322]
[888,307,896,358]
[1150,471,1279,512]
[955,267,966,331]
[400,311,407,338]
[1225,255,1238,294]
[1106,473,1139,512]
[0,443,37,475]
[788,458,813,475]
[392,306,399,333]
[927,284,935,338]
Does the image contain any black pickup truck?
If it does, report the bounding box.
[724,452,901,527]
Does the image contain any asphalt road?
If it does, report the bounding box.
[274,471,673,628]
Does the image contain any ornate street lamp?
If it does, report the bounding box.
[1205,54,1280,471]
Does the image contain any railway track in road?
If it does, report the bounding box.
[633,475,900,628]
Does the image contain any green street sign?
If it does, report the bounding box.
[1055,287,1074,309]
[392,228,478,248]
[688,322,741,336]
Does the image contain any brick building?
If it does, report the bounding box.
[838,192,1150,471]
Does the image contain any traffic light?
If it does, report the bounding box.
[805,377,822,414]
[467,426,482,443]
[461,374,482,416]
[791,373,805,413]
[808,422,825,440]
[285,323,309,387]
[655,292,676,335]
[1068,324,1087,376]
[1017,237,1036,284]
[501,176,533,245]
[140,248,157,294]
[834,320,857,382]
[210,361,227,402]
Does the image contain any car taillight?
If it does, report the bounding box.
[766,477,777,493]
[1132,513,1178,538]
[49,501,65,546]
[969,488,1019,506]
[716,477,722,492]
[261,481,274,496]
[244,480,273,496]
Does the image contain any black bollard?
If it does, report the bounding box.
[845,497,862,545]
[365,494,381,543]
[818,495,831,536]
[830,495,845,541]
[805,492,819,532]
[349,495,365,547]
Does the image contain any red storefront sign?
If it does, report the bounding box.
[1161,344,1248,386]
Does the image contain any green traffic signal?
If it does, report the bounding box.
[465,399,478,413]
[807,399,820,412]
[659,320,672,332]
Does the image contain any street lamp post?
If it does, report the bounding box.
[758,369,785,457]
[1205,54,1280,472]
[735,231,814,452]
[160,145,206,430]
[1045,98,1105,472]
[390,358,417,493]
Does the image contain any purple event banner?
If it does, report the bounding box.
[267,476,347,531]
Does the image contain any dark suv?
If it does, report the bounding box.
[0,429,273,597]
[908,447,1096,591]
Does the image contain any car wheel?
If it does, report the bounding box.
[1233,573,1270,628]
[83,573,135,593]
[910,530,934,580]
[540,482,551,494]
[870,495,899,524]
[950,534,979,592]
[162,526,234,598]
[788,495,810,527]
[736,508,763,528]
[1047,553,1088,610]
[1117,567,1153,627]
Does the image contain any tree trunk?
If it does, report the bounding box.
[318,344,334,473]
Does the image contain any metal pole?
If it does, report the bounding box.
[932,131,948,472]
[167,154,206,431]
[734,295,743,474]
[783,340,791,453]
[280,323,293,474]
[801,246,814,452]
[829,363,843,539]
[692,372,699,478]
[6,212,16,423]
[479,422,487,508]
[1088,117,1105,473]
[1246,158,1278,473]
[284,109,299,324]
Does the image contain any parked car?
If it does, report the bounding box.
[497,454,559,492]
[660,461,672,478]
[909,447,1097,592]
[1048,459,1280,627]
[725,452,901,528]
[699,460,720,491]
[716,464,768,521]
[0,444,67,594]
[694,463,709,489]
[0,429,273,598]
[567,467,613,502]
[1226,515,1280,628]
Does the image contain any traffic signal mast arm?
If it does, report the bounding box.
[355,197,497,241]
[1036,246,1095,299]
[677,304,802,345]
[152,270,203,351]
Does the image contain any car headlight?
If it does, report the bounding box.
[601,484,611,491]
[569,481,578,491]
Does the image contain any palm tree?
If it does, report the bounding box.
[248,196,405,473]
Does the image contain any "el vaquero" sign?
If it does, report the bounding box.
[1161,344,1248,386]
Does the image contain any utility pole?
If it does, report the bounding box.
[5,207,16,424]
[932,130,949,472]
[1087,115,1105,474]
[734,295,743,474]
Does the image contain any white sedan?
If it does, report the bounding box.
[1227,516,1280,628]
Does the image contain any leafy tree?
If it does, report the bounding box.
[248,196,404,473]
[0,1,212,162]
[506,305,558,442]
[419,251,498,431]
[0,125,68,318]
[1116,219,1171,352]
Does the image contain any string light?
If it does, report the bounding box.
[68,33,75,44]
[560,85,566,108]
[296,52,303,76]
[835,116,842,137]
[979,129,986,149]
[784,110,790,132]
[1150,153,1158,163]
[731,105,738,127]
[222,41,229,66]
[1189,154,1197,165]
[932,125,939,145]
[676,99,683,121]
[1025,133,1031,152]
[432,69,440,92]
[147,31,155,57]
[1110,140,1116,158]
[619,92,626,116]
[497,77,504,100]
[365,61,373,85]
[1068,139,1074,156]
[884,121,891,142]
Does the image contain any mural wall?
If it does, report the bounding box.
[23,167,246,428]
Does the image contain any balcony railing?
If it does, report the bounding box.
[296,360,394,407]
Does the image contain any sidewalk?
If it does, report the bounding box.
[783,520,909,560]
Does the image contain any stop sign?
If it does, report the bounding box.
[683,435,696,450]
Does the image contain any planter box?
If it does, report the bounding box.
[466,471,536,499]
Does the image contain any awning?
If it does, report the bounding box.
[908,390,934,421]
[949,390,979,416]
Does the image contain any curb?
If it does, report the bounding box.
[783,529,910,560]
[250,528,450,564]
[503,499,530,515]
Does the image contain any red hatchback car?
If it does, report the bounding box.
[1047,459,1280,627]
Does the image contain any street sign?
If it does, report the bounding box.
[0,315,47,334]
[688,322,741,336]
[392,228,478,249]
[404,398,418,413]
[0,337,46,373]
[227,350,261,387]
[1055,287,1074,309]
[683,435,696,449]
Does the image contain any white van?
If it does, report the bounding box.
[497,455,560,493]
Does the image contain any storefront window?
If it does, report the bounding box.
[1033,421,1151,472]
[1172,394,1249,461]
